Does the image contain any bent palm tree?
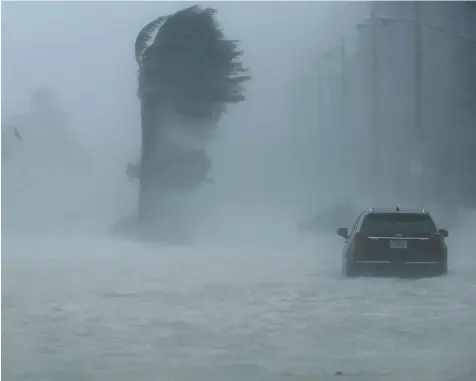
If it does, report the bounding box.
[135,5,250,224]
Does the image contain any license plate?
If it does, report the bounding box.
[390,239,407,249]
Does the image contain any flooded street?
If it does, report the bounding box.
[3,221,476,381]
[3,2,476,381]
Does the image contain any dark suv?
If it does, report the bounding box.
[337,208,449,277]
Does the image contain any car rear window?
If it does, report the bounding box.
[360,213,437,235]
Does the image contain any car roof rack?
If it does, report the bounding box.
[367,207,428,214]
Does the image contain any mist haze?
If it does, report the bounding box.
[2,2,476,381]
[2,1,367,236]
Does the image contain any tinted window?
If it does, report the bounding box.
[360,213,437,235]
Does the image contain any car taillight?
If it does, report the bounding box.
[429,233,445,250]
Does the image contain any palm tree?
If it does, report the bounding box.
[135,5,250,224]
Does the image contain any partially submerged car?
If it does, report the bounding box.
[337,207,449,277]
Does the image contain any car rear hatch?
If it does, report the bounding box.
[354,213,445,264]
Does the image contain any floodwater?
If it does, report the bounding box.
[2,215,476,381]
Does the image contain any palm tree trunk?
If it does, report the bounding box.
[138,96,159,224]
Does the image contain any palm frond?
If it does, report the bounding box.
[137,4,251,123]
[135,16,166,65]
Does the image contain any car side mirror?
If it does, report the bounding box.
[438,229,449,238]
[337,227,348,239]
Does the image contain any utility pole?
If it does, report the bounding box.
[316,57,325,132]
[341,40,349,143]
[370,4,380,193]
[414,1,423,142]
[340,40,350,198]
[414,1,424,200]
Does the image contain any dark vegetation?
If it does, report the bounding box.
[134,5,250,227]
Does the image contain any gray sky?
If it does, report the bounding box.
[2,1,368,145]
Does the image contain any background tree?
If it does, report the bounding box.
[2,88,71,165]
[135,5,250,225]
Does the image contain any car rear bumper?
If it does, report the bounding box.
[354,248,446,264]
[350,260,446,276]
